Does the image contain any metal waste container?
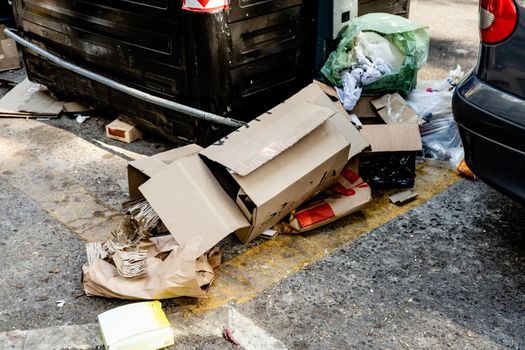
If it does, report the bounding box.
[13,0,318,144]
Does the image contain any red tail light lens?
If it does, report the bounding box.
[480,0,518,44]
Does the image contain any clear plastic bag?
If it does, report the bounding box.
[406,66,466,169]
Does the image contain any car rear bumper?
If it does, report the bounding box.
[453,73,525,203]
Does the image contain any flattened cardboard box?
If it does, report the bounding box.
[0,25,20,72]
[140,83,357,256]
[0,78,64,117]
[128,144,203,199]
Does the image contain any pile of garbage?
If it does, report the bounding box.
[80,13,473,300]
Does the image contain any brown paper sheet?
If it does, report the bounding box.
[82,235,221,300]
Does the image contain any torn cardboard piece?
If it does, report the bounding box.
[106,118,143,143]
[0,25,20,72]
[0,78,65,117]
[128,144,204,200]
[371,93,421,125]
[274,161,372,233]
[82,233,222,300]
[389,190,418,205]
[63,101,93,114]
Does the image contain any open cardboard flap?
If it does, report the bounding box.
[360,124,422,153]
[309,82,370,159]
[201,102,334,176]
[128,144,203,200]
[139,155,250,260]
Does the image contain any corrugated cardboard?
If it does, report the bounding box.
[106,119,143,143]
[139,156,250,259]
[0,25,20,72]
[128,144,203,199]
[371,93,421,125]
[139,83,358,253]
[0,78,64,117]
[360,124,422,153]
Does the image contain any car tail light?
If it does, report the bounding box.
[480,0,518,44]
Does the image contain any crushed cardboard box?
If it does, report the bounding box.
[0,25,20,72]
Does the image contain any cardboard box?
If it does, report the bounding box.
[106,119,143,143]
[139,83,357,255]
[0,25,20,72]
[127,144,203,200]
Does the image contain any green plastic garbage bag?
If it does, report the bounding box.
[321,13,429,96]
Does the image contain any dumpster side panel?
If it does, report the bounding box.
[14,0,318,144]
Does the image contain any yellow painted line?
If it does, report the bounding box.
[184,161,462,314]
[0,127,121,242]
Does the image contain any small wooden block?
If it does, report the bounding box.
[106,118,143,143]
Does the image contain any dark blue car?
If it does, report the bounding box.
[453,0,525,202]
